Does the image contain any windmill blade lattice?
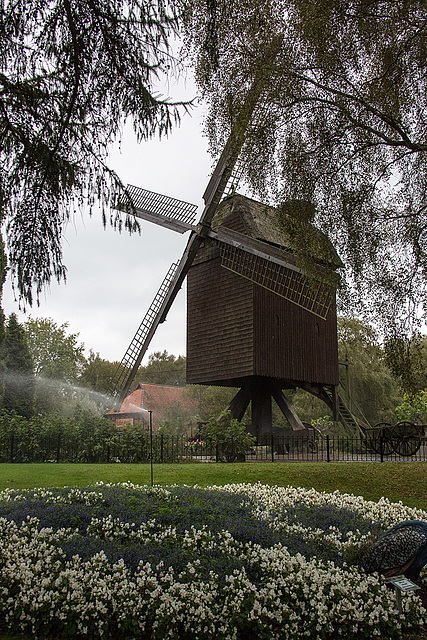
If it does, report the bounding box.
[110,262,180,400]
[218,242,333,319]
[224,100,274,198]
[116,185,198,233]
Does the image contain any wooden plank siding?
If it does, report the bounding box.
[186,250,254,385]
[253,285,339,385]
[186,250,339,387]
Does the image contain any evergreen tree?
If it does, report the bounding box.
[1,0,186,308]
[3,313,34,416]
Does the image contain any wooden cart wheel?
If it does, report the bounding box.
[392,421,422,457]
[369,423,394,455]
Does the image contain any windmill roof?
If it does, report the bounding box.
[212,194,343,268]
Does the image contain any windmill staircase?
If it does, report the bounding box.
[337,394,367,435]
[319,385,370,436]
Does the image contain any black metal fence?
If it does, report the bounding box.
[0,431,426,463]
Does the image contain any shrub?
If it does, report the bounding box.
[197,412,256,462]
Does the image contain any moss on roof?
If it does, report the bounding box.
[213,194,343,269]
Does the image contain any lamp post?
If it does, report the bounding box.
[149,409,153,486]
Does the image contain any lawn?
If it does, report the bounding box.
[0,462,426,639]
[0,461,426,510]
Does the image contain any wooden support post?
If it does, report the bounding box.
[250,383,273,442]
[331,385,339,421]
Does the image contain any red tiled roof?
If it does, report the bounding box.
[105,383,197,425]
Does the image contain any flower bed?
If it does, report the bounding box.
[0,482,425,639]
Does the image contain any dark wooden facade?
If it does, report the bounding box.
[186,194,341,437]
[187,248,339,387]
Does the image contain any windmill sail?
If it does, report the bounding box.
[115,185,198,233]
[224,100,274,197]
[110,262,180,400]
[218,242,333,320]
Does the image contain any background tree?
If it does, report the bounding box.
[384,334,427,395]
[18,322,124,417]
[79,350,120,394]
[336,317,402,425]
[24,317,85,383]
[185,384,237,422]
[2,313,34,417]
[137,350,186,386]
[184,0,427,336]
[157,399,199,437]
[1,0,185,308]
[395,391,427,425]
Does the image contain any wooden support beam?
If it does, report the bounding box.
[272,388,306,431]
[331,385,339,421]
[224,387,251,422]
[251,383,273,441]
[298,382,336,414]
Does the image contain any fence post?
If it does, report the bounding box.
[380,436,384,463]
[271,433,274,462]
[326,435,330,463]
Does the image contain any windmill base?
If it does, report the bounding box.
[225,380,338,441]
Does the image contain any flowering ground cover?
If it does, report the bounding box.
[0,482,425,639]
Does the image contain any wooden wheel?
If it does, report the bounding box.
[392,421,422,457]
[368,423,394,455]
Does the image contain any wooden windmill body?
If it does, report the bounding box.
[186,194,342,440]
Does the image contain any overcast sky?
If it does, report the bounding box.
[3,74,213,364]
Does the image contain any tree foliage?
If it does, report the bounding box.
[1,314,34,417]
[395,390,427,425]
[337,316,402,424]
[1,0,185,305]
[137,350,186,386]
[24,317,85,382]
[79,350,119,394]
[196,411,255,461]
[183,0,427,334]
[384,333,427,395]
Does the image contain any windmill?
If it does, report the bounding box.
[110,39,345,440]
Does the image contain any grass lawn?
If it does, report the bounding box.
[0,460,426,511]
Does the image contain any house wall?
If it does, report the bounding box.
[253,284,339,385]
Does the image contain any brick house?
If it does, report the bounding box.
[105,383,198,430]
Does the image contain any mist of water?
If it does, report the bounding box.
[1,372,117,418]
